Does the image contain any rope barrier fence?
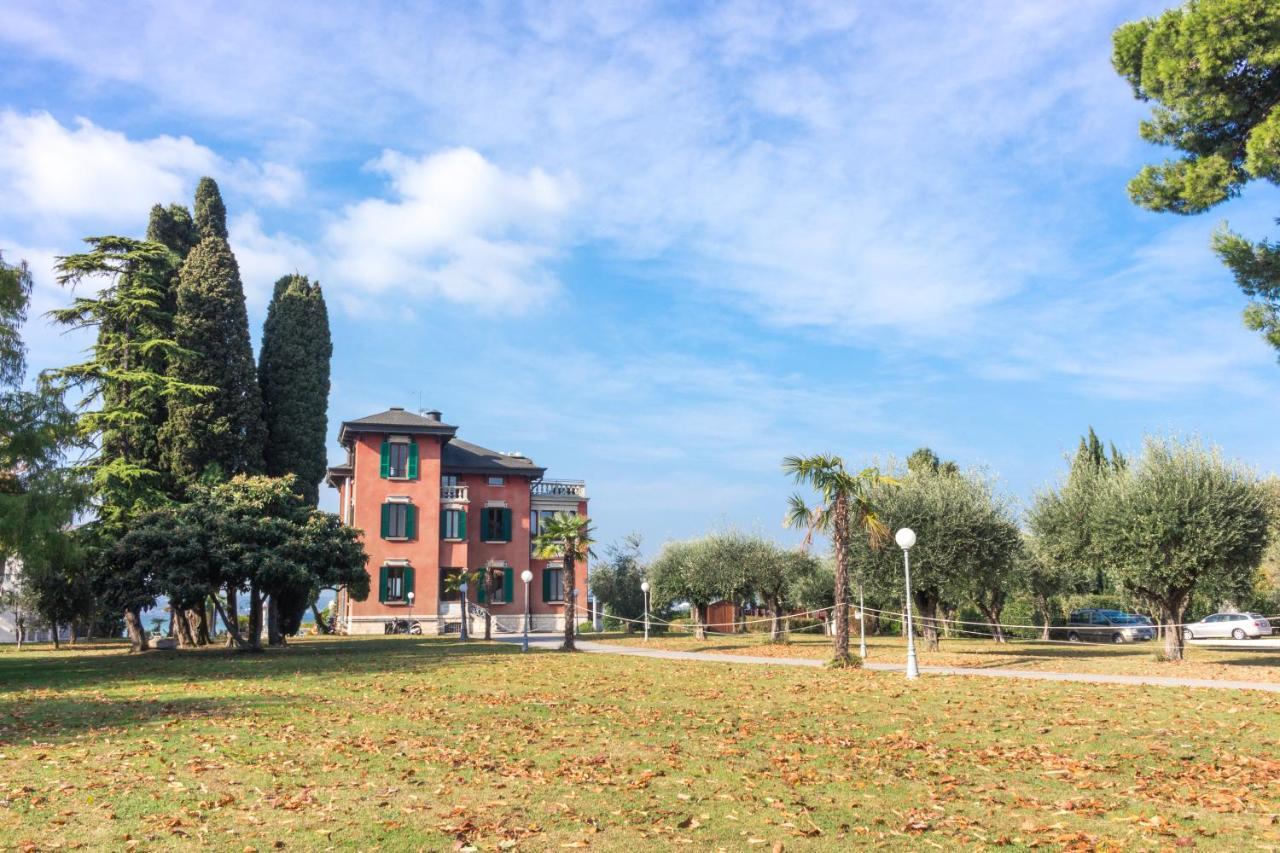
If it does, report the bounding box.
[596,601,1280,647]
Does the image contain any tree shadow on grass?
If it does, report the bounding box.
[0,693,248,746]
[0,636,523,695]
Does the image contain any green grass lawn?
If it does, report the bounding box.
[594,630,1280,683]
[2,637,1279,851]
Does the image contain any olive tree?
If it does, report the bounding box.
[853,464,1021,650]
[1091,437,1270,661]
[648,535,747,639]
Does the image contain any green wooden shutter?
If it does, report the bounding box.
[379,440,390,478]
[459,510,467,540]
[500,508,512,542]
[407,441,419,479]
[477,570,487,603]
[380,504,390,538]
[378,566,389,603]
[404,566,415,601]
[502,568,513,603]
[542,568,551,602]
[405,505,417,540]
[440,510,448,539]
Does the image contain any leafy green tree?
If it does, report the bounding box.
[160,179,265,486]
[259,274,332,506]
[533,512,595,651]
[442,567,481,639]
[783,455,891,665]
[743,538,821,641]
[147,203,200,262]
[1113,0,1280,353]
[907,447,959,477]
[853,463,1021,650]
[113,475,368,651]
[194,177,229,240]
[21,535,93,649]
[0,251,90,647]
[589,533,649,632]
[1027,428,1126,598]
[1091,437,1270,660]
[646,534,754,640]
[50,238,207,527]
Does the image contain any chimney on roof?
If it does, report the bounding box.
[424,409,442,421]
[390,406,404,411]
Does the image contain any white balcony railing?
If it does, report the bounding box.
[441,484,469,502]
[532,479,587,499]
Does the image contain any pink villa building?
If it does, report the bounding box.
[325,407,589,635]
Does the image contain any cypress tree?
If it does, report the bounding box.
[194,177,228,240]
[147,203,200,263]
[259,274,332,506]
[160,178,265,485]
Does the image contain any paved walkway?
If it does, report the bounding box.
[497,636,1280,693]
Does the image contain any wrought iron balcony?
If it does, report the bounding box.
[531,479,587,499]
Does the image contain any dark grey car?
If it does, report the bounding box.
[1060,609,1155,644]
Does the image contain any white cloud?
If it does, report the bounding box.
[0,111,302,229]
[228,211,319,311]
[323,148,575,311]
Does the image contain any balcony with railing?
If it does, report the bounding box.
[440,484,469,502]
[531,479,587,499]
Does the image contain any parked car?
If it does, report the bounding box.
[1182,613,1272,640]
[1059,609,1155,644]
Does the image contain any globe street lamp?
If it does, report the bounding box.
[406,590,415,634]
[459,580,469,641]
[640,581,651,641]
[520,569,534,652]
[895,528,920,680]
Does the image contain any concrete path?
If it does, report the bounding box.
[496,636,1280,693]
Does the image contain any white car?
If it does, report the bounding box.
[1182,613,1272,640]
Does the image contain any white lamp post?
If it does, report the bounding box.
[640,581,651,641]
[459,581,469,641]
[406,591,415,633]
[520,569,533,651]
[895,528,920,679]
[857,580,867,660]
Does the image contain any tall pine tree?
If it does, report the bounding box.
[160,178,266,486]
[259,274,332,506]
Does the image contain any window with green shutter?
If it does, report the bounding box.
[382,503,412,539]
[379,440,390,478]
[378,566,389,602]
[441,509,465,540]
[407,441,419,479]
[542,567,563,602]
[482,507,511,542]
[502,568,513,603]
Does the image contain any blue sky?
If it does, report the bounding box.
[2,1,1278,553]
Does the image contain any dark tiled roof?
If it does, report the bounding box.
[324,463,353,486]
[338,408,458,443]
[443,438,545,478]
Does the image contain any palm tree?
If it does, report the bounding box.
[532,512,595,651]
[441,568,481,640]
[783,454,891,666]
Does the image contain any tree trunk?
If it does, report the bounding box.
[312,602,331,634]
[831,495,851,664]
[175,608,196,647]
[916,594,941,652]
[15,619,23,651]
[561,554,577,651]
[1033,593,1052,640]
[484,610,492,641]
[191,606,209,645]
[248,584,264,651]
[770,597,783,642]
[52,622,60,649]
[212,596,246,649]
[1163,600,1186,661]
[977,601,1007,643]
[267,595,284,646]
[225,587,239,648]
[693,602,707,640]
[124,606,148,652]
[68,620,78,645]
